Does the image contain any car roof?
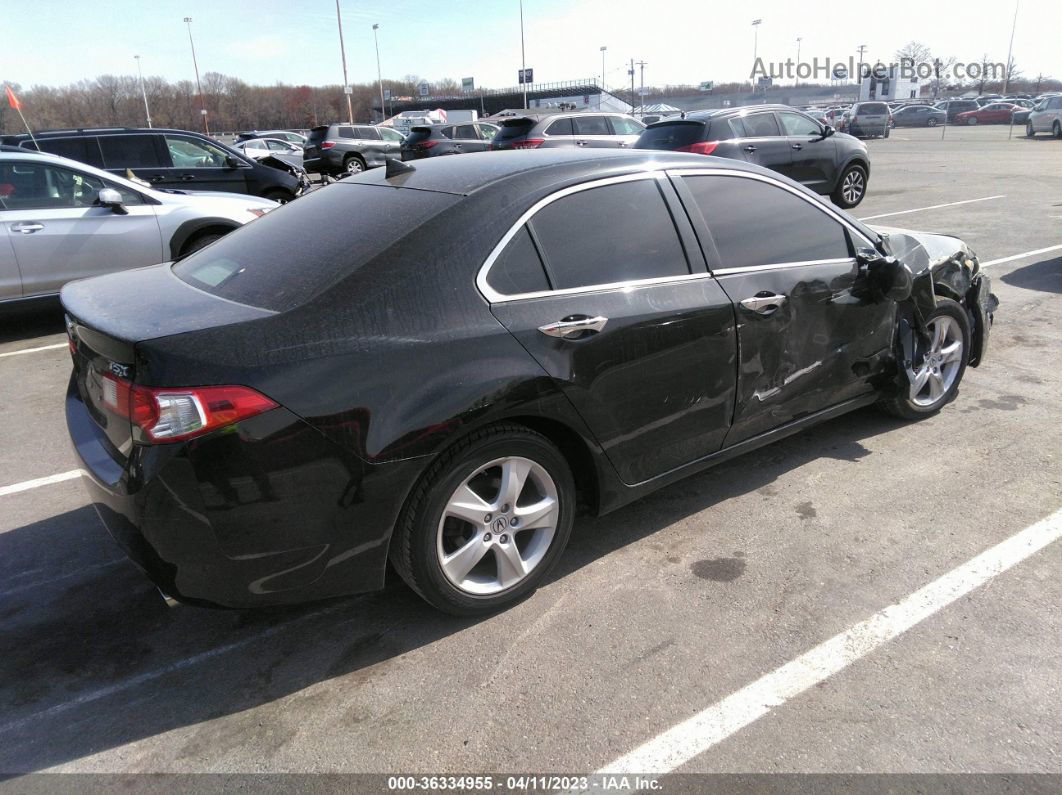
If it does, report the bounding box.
[0,147,149,189]
[2,127,211,139]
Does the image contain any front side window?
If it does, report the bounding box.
[529,178,689,290]
[572,116,610,135]
[742,113,782,137]
[164,135,231,168]
[682,175,850,269]
[779,112,822,137]
[486,226,551,296]
[0,162,141,210]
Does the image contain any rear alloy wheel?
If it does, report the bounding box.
[832,164,867,209]
[880,298,970,420]
[927,117,938,127]
[391,425,575,615]
[344,155,366,175]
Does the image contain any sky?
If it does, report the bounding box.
[1,0,1058,92]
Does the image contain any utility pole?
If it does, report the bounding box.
[636,60,647,116]
[183,17,208,134]
[855,44,867,86]
[519,0,527,109]
[629,59,635,114]
[335,0,354,124]
[134,55,152,128]
[600,46,607,91]
[795,37,802,86]
[1003,0,1019,95]
[373,23,386,123]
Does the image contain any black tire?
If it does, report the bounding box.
[1026,122,1035,138]
[343,154,366,174]
[831,163,868,209]
[181,232,223,256]
[263,188,294,203]
[1055,122,1062,139]
[879,297,970,420]
[390,424,576,616]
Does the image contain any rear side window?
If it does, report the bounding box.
[173,184,459,312]
[572,116,611,135]
[609,117,644,135]
[530,179,689,290]
[337,126,355,139]
[355,126,381,140]
[636,122,704,149]
[682,175,850,268]
[99,135,163,169]
[742,113,782,137]
[33,137,104,167]
[728,118,748,137]
[455,124,478,139]
[545,118,574,136]
[486,226,550,295]
[494,119,536,141]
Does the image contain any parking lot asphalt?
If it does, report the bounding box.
[1,125,1061,778]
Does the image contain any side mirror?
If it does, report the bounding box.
[96,188,128,215]
[822,125,835,138]
[857,248,912,301]
[224,155,240,169]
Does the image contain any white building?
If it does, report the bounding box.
[859,66,920,102]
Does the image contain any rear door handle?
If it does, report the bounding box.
[791,143,803,150]
[538,316,608,338]
[576,140,590,146]
[148,175,165,183]
[743,144,757,153]
[180,175,196,181]
[740,293,787,314]
[11,222,44,234]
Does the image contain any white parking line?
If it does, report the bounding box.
[0,342,67,358]
[979,244,1062,268]
[0,470,81,498]
[858,194,1005,221]
[595,506,1062,778]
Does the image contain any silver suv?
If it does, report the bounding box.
[489,112,645,150]
[0,149,275,303]
[1026,96,1062,138]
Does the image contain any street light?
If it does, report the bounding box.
[134,54,152,128]
[600,45,607,90]
[855,44,867,85]
[519,0,527,109]
[335,0,354,124]
[373,23,386,123]
[183,17,208,133]
[751,19,762,65]
[795,37,802,86]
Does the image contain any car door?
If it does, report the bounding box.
[0,220,20,300]
[453,124,489,153]
[607,115,645,148]
[732,112,793,176]
[778,111,836,191]
[377,126,405,157]
[0,160,161,297]
[540,117,576,148]
[572,115,620,148]
[477,122,499,148]
[483,173,737,485]
[674,170,896,446]
[353,126,388,167]
[157,134,249,193]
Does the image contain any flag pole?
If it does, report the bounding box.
[5,86,36,149]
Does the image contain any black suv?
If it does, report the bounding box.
[303,123,406,175]
[934,99,981,122]
[635,105,871,208]
[0,128,302,201]
[400,122,500,160]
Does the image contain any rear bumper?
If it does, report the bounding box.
[66,377,425,608]
[302,151,344,174]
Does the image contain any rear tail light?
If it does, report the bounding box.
[320,141,335,150]
[414,140,438,149]
[675,141,720,155]
[101,375,277,443]
[510,138,545,150]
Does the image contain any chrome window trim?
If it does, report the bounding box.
[476,170,673,304]
[476,167,874,305]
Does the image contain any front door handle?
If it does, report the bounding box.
[148,175,165,183]
[575,140,590,146]
[740,293,787,314]
[791,143,803,150]
[743,144,757,153]
[11,222,44,234]
[180,174,196,181]
[538,316,608,338]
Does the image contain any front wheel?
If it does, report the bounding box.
[831,164,868,209]
[879,298,970,420]
[967,117,979,126]
[390,425,575,615]
[927,117,938,128]
[1026,122,1036,138]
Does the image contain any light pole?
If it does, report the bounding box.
[1003,0,1020,95]
[855,44,867,85]
[335,0,354,124]
[373,23,386,123]
[600,46,607,90]
[795,37,802,86]
[519,0,527,109]
[183,17,208,133]
[134,55,152,128]
[751,19,762,65]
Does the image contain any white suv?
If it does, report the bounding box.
[1027,96,1062,138]
[0,149,276,304]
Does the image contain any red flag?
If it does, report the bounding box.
[5,85,20,111]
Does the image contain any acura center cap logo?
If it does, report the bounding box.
[492,517,508,534]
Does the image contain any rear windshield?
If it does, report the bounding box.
[857,103,888,114]
[493,119,536,141]
[173,184,458,312]
[307,126,329,144]
[405,127,433,144]
[636,121,706,149]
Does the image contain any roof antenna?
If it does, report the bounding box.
[681,110,686,119]
[385,157,415,179]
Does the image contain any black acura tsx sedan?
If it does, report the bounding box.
[62,149,996,614]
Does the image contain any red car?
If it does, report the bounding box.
[955,102,1021,125]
